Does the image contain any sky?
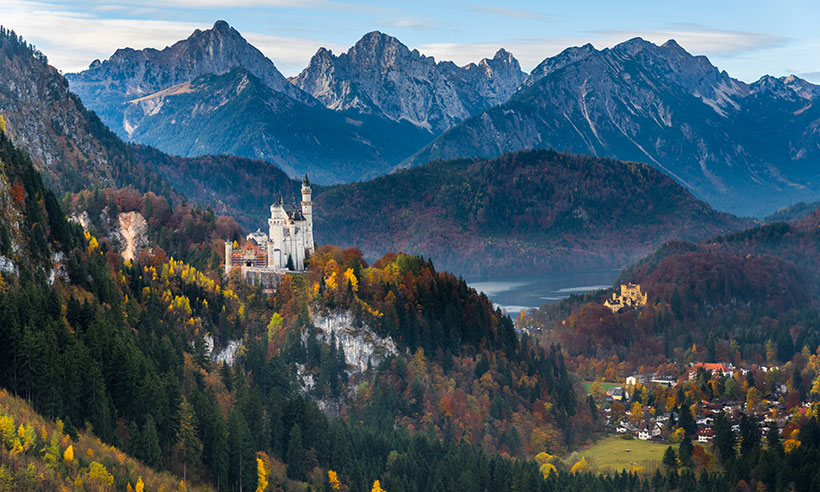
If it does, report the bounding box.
[1,0,818,83]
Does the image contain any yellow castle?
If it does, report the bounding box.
[604,283,647,313]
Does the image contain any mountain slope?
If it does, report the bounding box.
[66,20,310,138]
[312,149,749,276]
[403,38,820,217]
[292,31,526,133]
[121,67,431,183]
[0,26,168,194]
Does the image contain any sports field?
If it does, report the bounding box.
[573,435,669,473]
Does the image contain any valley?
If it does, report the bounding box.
[1,9,820,492]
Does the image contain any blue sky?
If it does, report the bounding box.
[1,0,818,82]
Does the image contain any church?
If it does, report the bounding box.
[224,174,315,285]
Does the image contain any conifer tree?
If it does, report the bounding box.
[286,423,307,481]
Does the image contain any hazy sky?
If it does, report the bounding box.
[1,0,818,82]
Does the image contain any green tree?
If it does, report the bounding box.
[141,415,163,469]
[712,411,735,464]
[662,446,678,470]
[679,436,694,468]
[176,399,202,483]
[286,423,307,481]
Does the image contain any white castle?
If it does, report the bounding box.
[224,174,315,284]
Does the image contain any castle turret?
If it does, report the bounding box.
[301,173,314,254]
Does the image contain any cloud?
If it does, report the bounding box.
[594,24,788,57]
[0,0,337,74]
[469,5,545,20]
[244,33,346,75]
[390,18,437,31]
[418,25,789,73]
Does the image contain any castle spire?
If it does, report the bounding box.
[302,172,310,186]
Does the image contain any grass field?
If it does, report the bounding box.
[571,435,669,473]
[582,381,622,395]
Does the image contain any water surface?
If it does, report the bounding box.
[468,269,622,315]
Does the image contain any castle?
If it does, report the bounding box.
[604,283,647,313]
[224,174,315,286]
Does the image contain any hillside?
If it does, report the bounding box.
[313,149,749,276]
[0,27,169,195]
[532,211,820,368]
[0,388,206,491]
[119,67,431,184]
[402,38,820,217]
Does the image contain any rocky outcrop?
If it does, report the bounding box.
[292,31,525,133]
[311,309,397,373]
[117,211,148,262]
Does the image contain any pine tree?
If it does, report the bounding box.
[679,436,694,468]
[662,446,678,470]
[286,424,307,481]
[176,399,202,483]
[141,415,163,469]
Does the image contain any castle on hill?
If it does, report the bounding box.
[604,283,647,313]
[224,174,315,286]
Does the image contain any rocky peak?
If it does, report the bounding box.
[67,20,312,138]
[293,31,525,133]
[522,43,596,87]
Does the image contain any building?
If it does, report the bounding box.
[689,363,734,380]
[697,428,715,443]
[224,174,316,286]
[604,283,648,313]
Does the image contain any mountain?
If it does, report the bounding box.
[292,31,526,134]
[66,20,309,137]
[312,149,749,276]
[68,23,434,184]
[402,38,820,217]
[121,67,431,183]
[0,27,168,194]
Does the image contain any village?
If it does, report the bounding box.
[592,360,807,448]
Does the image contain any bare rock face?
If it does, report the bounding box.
[67,20,311,139]
[117,211,148,262]
[311,309,397,374]
[292,32,526,134]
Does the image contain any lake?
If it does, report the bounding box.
[467,269,622,315]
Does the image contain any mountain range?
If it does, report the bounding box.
[64,22,820,217]
[404,39,820,216]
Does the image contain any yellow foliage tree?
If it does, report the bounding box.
[535,452,553,465]
[0,114,6,133]
[267,313,283,341]
[372,479,386,492]
[135,477,144,492]
[343,268,358,292]
[64,444,74,464]
[784,439,801,453]
[539,462,556,478]
[629,401,644,423]
[87,461,114,487]
[328,470,342,490]
[255,457,268,492]
[570,456,589,474]
[0,415,14,447]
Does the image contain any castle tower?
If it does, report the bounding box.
[301,173,314,254]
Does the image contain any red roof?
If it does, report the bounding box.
[692,363,730,372]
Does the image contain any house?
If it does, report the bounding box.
[625,375,647,386]
[607,387,625,401]
[697,428,715,443]
[689,363,734,379]
[637,425,651,441]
